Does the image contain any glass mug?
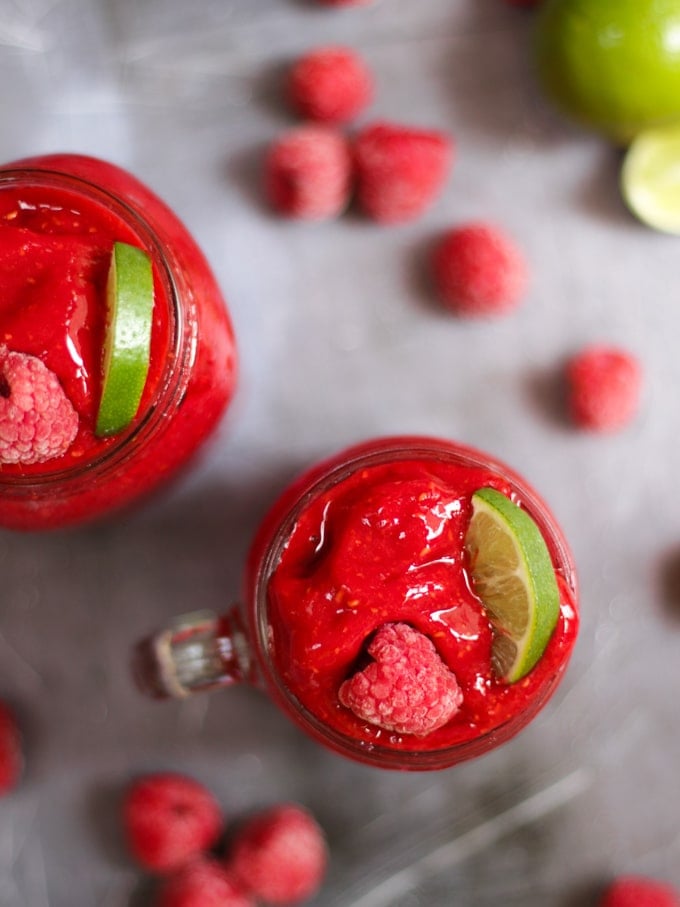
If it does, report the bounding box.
[136,436,579,771]
[0,154,236,531]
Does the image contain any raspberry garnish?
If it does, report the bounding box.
[228,804,327,905]
[157,858,254,907]
[600,876,680,907]
[265,126,352,220]
[0,345,78,465]
[432,223,528,317]
[124,773,222,873]
[566,345,642,432]
[339,622,463,736]
[288,46,373,124]
[0,702,22,796]
[354,122,453,224]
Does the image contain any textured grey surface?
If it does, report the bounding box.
[1,1,680,905]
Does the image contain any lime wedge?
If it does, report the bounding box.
[95,241,154,437]
[621,123,680,234]
[464,487,560,683]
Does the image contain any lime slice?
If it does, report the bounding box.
[95,241,154,437]
[465,487,560,683]
[621,124,680,234]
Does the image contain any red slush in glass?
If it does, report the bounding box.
[0,154,236,530]
[139,437,579,771]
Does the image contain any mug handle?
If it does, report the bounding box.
[133,606,250,698]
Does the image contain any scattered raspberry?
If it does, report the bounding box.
[317,0,372,6]
[566,345,642,433]
[124,773,222,873]
[229,804,327,905]
[431,223,528,317]
[600,876,680,907]
[0,345,78,465]
[339,622,463,736]
[354,122,453,224]
[157,858,254,907]
[288,46,373,124]
[265,126,352,220]
[0,702,22,796]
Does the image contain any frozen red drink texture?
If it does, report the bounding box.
[139,437,579,771]
[0,154,236,530]
[254,439,578,767]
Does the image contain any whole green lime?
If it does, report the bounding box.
[534,0,680,144]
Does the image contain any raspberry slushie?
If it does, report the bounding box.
[0,154,236,530]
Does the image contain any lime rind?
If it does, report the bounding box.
[95,241,154,438]
[621,123,680,234]
[466,487,560,684]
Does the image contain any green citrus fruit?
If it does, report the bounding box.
[96,241,154,438]
[465,487,561,683]
[534,0,680,144]
[621,123,680,232]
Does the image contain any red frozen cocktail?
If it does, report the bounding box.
[138,437,579,771]
[0,154,236,530]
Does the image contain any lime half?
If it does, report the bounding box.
[465,487,560,683]
[95,242,154,438]
[621,124,680,234]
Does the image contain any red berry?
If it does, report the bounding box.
[229,804,327,905]
[317,0,372,6]
[0,345,78,465]
[157,858,254,907]
[0,702,22,796]
[354,122,453,224]
[600,876,680,907]
[339,622,463,737]
[566,345,642,433]
[266,126,352,220]
[124,773,222,873]
[432,223,528,317]
[288,46,373,124]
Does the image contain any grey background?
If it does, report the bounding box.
[1,1,679,905]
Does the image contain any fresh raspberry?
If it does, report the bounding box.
[0,702,22,796]
[288,46,373,124]
[265,126,352,220]
[432,223,528,317]
[600,876,680,907]
[124,773,222,873]
[157,858,254,907]
[228,804,327,905]
[353,122,453,224]
[339,622,463,736]
[566,345,642,433]
[0,345,78,465]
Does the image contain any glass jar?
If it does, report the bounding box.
[136,436,579,771]
[0,154,236,530]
